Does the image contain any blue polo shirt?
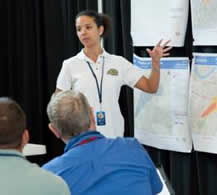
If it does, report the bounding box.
[43,131,162,195]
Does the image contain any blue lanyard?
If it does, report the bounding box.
[86,57,105,104]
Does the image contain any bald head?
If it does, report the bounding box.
[0,97,26,149]
[47,91,91,140]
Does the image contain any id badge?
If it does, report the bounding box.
[96,111,106,126]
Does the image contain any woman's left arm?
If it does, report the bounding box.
[135,40,172,93]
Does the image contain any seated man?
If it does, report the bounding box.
[43,90,163,195]
[0,97,70,195]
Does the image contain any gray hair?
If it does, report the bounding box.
[47,90,91,138]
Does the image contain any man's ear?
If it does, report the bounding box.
[22,129,29,146]
[48,123,61,139]
[89,107,96,130]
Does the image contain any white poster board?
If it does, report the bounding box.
[190,53,217,154]
[131,0,188,47]
[134,55,192,152]
[191,0,217,45]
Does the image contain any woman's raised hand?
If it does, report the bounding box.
[146,39,172,62]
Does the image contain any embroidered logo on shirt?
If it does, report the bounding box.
[107,68,118,76]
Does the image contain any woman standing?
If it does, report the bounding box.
[55,10,172,137]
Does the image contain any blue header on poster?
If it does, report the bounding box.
[133,56,188,69]
[194,55,217,66]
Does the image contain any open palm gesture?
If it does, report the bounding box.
[146,40,172,62]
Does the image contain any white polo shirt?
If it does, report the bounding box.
[57,49,144,137]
